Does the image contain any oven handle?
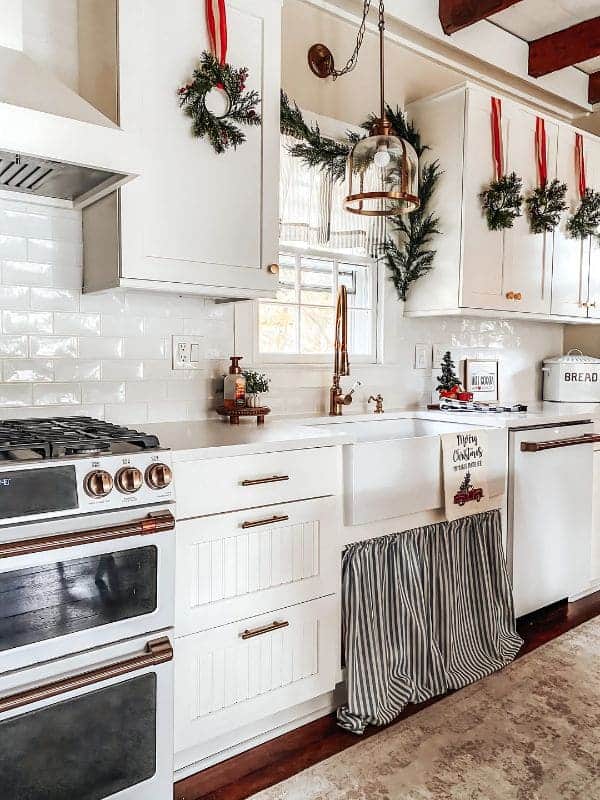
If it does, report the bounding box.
[0,637,173,715]
[0,510,175,559]
[520,434,600,453]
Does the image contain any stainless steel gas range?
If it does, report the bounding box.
[0,417,176,800]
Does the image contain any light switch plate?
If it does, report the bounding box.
[172,336,205,370]
[414,343,432,371]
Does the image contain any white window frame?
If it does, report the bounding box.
[255,244,380,366]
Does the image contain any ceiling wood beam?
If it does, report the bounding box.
[590,72,600,105]
[439,0,524,35]
[529,17,600,77]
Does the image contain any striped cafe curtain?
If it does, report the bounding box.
[337,510,523,734]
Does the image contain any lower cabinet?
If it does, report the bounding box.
[173,594,339,768]
[591,449,600,590]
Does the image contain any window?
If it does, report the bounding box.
[258,249,377,362]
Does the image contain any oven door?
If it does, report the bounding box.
[0,632,173,800]
[0,507,175,673]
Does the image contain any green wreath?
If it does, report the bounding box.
[566,188,600,240]
[480,172,523,231]
[178,52,261,154]
[525,178,568,234]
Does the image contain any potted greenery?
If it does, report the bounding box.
[243,369,271,408]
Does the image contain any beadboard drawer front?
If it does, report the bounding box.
[174,594,338,764]
[175,447,339,518]
[175,497,339,635]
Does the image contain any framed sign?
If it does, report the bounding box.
[465,359,498,401]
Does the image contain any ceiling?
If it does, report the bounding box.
[489,0,600,75]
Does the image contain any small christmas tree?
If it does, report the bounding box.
[459,471,473,492]
[436,351,461,393]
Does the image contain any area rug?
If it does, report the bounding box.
[251,617,600,800]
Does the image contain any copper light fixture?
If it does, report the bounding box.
[307,0,419,217]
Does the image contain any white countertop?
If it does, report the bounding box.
[144,403,600,459]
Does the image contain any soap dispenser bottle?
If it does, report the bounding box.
[223,356,246,410]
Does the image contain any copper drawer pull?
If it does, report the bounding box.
[241,475,290,487]
[0,511,175,559]
[521,434,600,452]
[240,621,289,640]
[241,514,289,529]
[0,637,173,714]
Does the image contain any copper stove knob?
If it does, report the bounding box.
[115,466,143,494]
[146,463,173,490]
[84,469,113,498]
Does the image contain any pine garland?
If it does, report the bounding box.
[526,178,568,234]
[480,172,523,231]
[566,188,600,240]
[280,92,441,301]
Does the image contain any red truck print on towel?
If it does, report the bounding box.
[454,471,484,507]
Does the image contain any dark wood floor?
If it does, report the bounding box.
[174,590,600,800]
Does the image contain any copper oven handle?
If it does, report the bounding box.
[241,514,289,529]
[240,621,289,640]
[521,434,600,452]
[0,511,175,559]
[0,637,173,715]
[241,475,290,487]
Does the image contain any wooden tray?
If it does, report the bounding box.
[216,405,271,425]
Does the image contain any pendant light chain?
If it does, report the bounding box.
[378,0,385,122]
[330,0,372,80]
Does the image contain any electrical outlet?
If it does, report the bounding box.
[172,336,205,370]
[414,343,432,370]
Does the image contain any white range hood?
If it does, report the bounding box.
[0,0,136,207]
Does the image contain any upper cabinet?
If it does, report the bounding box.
[405,85,600,323]
[83,0,281,299]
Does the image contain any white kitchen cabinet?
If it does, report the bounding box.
[405,84,600,323]
[173,594,338,770]
[590,449,600,591]
[175,497,339,635]
[83,0,280,299]
[583,139,600,320]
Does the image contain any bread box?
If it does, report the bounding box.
[543,349,600,402]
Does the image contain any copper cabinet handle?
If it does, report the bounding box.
[241,514,289,529]
[0,511,175,559]
[505,291,514,300]
[240,621,289,640]
[0,637,173,715]
[513,292,522,301]
[521,434,600,452]
[241,475,290,487]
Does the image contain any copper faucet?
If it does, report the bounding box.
[329,286,361,415]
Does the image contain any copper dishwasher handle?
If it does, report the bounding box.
[241,514,289,529]
[241,475,290,487]
[521,434,600,452]
[240,621,289,640]
[0,637,173,714]
[0,511,175,559]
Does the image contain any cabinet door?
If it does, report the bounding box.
[118,0,280,294]
[460,90,507,311]
[551,127,591,318]
[501,109,555,314]
[591,449,600,588]
[585,137,600,318]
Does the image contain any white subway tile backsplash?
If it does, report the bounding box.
[0,286,30,310]
[0,384,33,407]
[101,314,144,337]
[54,359,101,382]
[2,261,52,286]
[82,382,126,405]
[30,336,78,358]
[0,235,27,260]
[0,336,28,357]
[102,360,144,381]
[3,359,53,383]
[126,380,167,402]
[33,383,81,406]
[31,288,79,311]
[79,337,123,360]
[3,311,53,334]
[123,336,168,360]
[54,312,101,336]
[28,238,82,267]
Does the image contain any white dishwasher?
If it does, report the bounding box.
[508,421,596,618]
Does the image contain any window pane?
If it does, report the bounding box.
[300,306,334,354]
[349,309,373,356]
[341,263,371,308]
[259,303,299,354]
[300,257,334,306]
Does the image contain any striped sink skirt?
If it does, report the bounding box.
[337,509,522,734]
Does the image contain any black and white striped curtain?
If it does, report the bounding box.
[338,510,522,734]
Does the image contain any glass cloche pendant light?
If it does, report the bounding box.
[307,0,419,217]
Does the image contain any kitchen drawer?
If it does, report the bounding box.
[173,594,338,765]
[175,497,339,635]
[175,446,340,518]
